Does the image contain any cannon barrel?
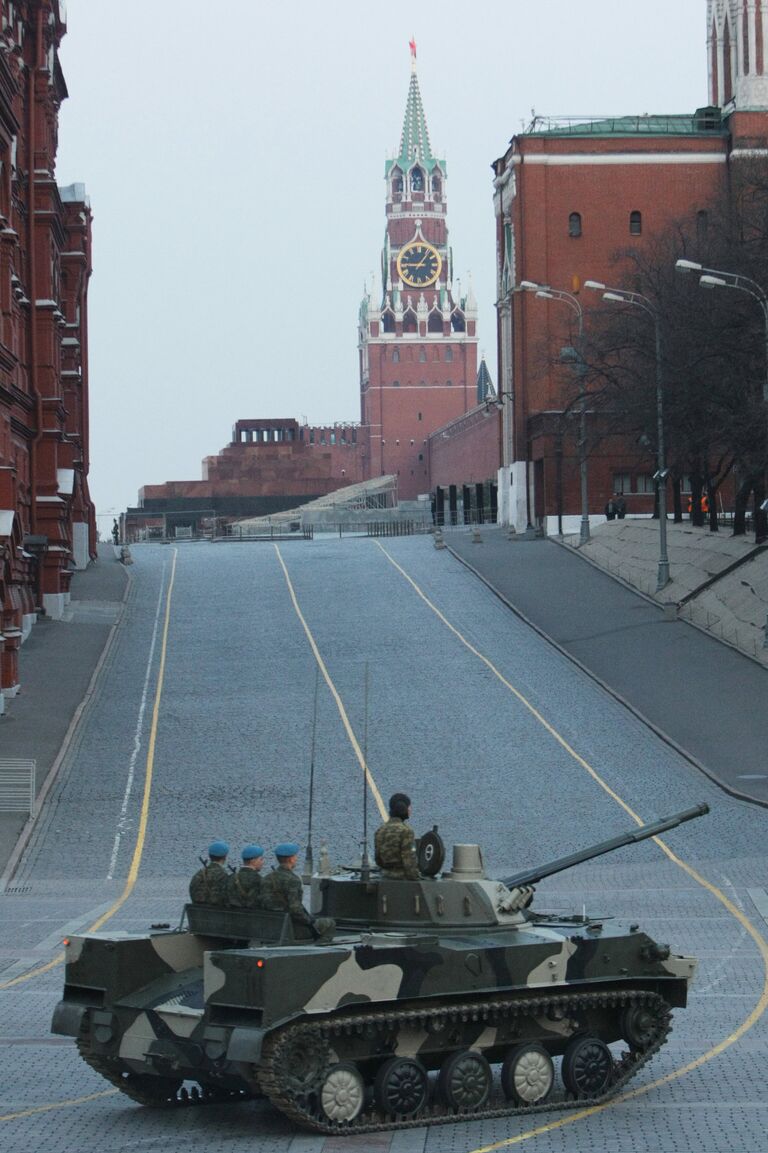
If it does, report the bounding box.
[501,802,709,890]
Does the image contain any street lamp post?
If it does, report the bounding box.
[585,281,670,591]
[519,281,591,543]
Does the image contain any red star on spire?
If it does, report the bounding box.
[409,37,417,60]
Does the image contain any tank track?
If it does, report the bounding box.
[75,1034,254,1107]
[257,987,672,1135]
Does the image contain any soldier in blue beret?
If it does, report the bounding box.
[261,842,335,939]
[189,840,230,906]
[227,844,265,908]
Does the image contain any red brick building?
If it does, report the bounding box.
[0,1,94,706]
[489,0,768,532]
[357,46,478,499]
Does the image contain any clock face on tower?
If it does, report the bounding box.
[396,241,442,288]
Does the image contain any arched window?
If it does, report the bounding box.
[382,310,395,334]
[428,312,443,333]
[410,166,424,192]
[419,348,427,362]
[723,15,733,103]
[697,209,709,240]
[392,348,400,363]
[403,309,418,334]
[629,210,642,236]
[431,172,442,195]
[445,347,454,362]
[568,212,582,238]
[391,167,403,199]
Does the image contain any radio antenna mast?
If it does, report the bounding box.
[304,666,320,880]
[360,661,372,882]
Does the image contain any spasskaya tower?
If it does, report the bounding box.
[358,42,478,500]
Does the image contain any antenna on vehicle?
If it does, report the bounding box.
[304,666,320,880]
[360,661,372,882]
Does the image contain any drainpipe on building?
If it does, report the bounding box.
[27,3,43,533]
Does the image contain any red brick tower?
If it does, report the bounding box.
[359,44,478,500]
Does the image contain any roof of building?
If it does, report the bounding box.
[386,62,445,175]
[524,110,725,138]
[476,356,495,403]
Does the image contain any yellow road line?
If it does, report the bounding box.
[274,544,388,821]
[0,550,179,991]
[375,541,768,1151]
[0,1090,117,1123]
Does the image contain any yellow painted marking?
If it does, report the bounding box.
[0,1090,117,1123]
[374,541,768,1151]
[274,545,387,821]
[0,550,179,990]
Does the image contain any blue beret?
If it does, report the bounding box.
[275,841,300,857]
[241,844,264,861]
[208,840,229,857]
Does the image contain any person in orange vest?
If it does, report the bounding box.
[687,493,710,515]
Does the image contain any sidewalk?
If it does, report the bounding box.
[447,524,768,808]
[0,545,129,882]
[565,519,768,667]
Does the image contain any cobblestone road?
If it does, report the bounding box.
[1,539,767,1152]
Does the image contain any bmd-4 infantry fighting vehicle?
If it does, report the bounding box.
[52,803,708,1134]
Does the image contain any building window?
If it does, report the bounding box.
[419,348,427,362]
[635,474,655,493]
[612,473,630,493]
[445,379,453,387]
[629,210,642,236]
[568,212,582,238]
[697,210,709,240]
[431,173,442,195]
[392,380,400,387]
[417,412,422,421]
[418,453,424,461]
[392,348,400,363]
[445,347,453,362]
[411,166,424,192]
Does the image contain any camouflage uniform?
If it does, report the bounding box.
[227,867,263,909]
[189,862,230,906]
[261,866,312,924]
[261,866,335,938]
[374,817,420,879]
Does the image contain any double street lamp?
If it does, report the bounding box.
[519,281,591,543]
[585,281,671,591]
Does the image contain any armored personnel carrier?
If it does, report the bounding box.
[52,803,707,1134]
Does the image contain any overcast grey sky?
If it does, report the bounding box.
[55,1,706,526]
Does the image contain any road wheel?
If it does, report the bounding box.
[319,1062,365,1123]
[438,1049,492,1111]
[374,1056,429,1117]
[561,1036,613,1098]
[621,1002,662,1051]
[500,1042,554,1105]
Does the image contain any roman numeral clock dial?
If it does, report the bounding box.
[396,241,442,288]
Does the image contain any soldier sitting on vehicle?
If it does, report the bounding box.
[374,792,421,880]
[261,842,335,939]
[189,840,231,906]
[227,844,265,908]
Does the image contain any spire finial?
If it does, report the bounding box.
[409,36,417,73]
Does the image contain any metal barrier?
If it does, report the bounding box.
[0,759,36,813]
[366,520,416,537]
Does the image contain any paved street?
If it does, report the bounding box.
[1,538,767,1152]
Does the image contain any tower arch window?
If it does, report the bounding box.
[445,347,453,362]
[419,348,427,362]
[431,172,442,196]
[428,311,443,333]
[391,167,403,199]
[403,309,418,333]
[410,166,424,193]
[568,212,582,238]
[392,348,400,362]
[451,313,465,333]
[382,310,395,333]
[629,210,642,236]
